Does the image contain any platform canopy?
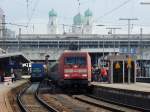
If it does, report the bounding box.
[0,53,30,63]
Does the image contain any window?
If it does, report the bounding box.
[64,56,86,65]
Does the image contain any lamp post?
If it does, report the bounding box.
[140,28,143,77]
[119,18,138,84]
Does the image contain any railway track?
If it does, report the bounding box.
[38,84,122,112]
[72,94,140,112]
[40,93,110,112]
[17,81,145,112]
[17,82,59,112]
[39,82,142,112]
[85,94,150,112]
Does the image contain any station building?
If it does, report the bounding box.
[1,8,150,80]
[0,49,30,82]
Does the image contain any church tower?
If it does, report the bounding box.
[72,13,84,34]
[83,9,93,34]
[47,9,58,34]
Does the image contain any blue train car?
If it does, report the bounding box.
[31,63,45,82]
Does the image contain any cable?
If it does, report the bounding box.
[26,0,40,27]
[93,0,133,23]
[80,0,96,5]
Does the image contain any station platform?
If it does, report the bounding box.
[90,82,150,111]
[91,82,150,93]
[0,80,28,112]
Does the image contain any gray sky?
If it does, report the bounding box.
[1,0,150,34]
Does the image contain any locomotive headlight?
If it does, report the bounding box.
[78,69,87,73]
[64,69,73,73]
[64,74,70,78]
[82,74,88,77]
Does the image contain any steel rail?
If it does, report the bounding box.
[35,83,59,112]
[17,83,59,112]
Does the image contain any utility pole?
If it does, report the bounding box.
[119,18,138,84]
[96,25,105,67]
[63,24,64,34]
[119,18,138,54]
[26,0,29,20]
[106,27,121,54]
[140,28,143,77]
[18,28,21,51]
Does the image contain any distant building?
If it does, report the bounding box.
[72,9,93,34]
[0,8,5,38]
[83,9,93,34]
[72,13,84,34]
[47,8,93,34]
[47,9,58,34]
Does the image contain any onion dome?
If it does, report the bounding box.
[73,13,84,25]
[84,8,93,17]
[48,9,57,17]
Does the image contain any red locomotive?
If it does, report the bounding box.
[49,51,91,87]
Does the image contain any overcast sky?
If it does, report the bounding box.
[1,0,150,34]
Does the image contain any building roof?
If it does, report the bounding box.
[0,53,30,63]
[0,48,5,54]
[84,9,93,17]
[73,13,84,25]
[49,9,57,17]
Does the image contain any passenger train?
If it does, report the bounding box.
[49,51,92,87]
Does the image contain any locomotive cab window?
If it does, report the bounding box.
[64,57,86,66]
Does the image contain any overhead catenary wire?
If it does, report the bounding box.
[93,0,134,23]
[80,0,96,5]
[25,0,136,29]
[0,22,27,27]
[26,0,40,27]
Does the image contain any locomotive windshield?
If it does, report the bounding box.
[64,56,86,65]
